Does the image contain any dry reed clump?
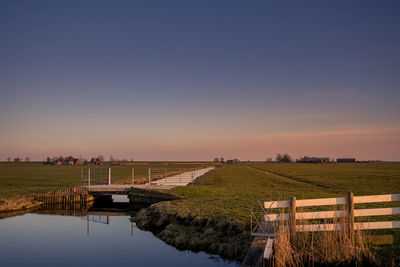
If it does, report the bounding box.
[272,214,376,267]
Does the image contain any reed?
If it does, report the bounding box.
[272,211,377,267]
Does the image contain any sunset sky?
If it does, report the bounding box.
[1,1,399,161]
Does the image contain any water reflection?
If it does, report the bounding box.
[0,200,239,267]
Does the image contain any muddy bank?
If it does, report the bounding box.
[0,197,41,215]
[135,203,250,261]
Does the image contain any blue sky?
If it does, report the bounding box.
[1,1,399,161]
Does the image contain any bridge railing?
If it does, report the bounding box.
[81,168,111,186]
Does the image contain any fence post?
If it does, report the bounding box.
[148,168,151,185]
[108,168,111,185]
[348,192,355,243]
[290,197,296,239]
[88,168,91,187]
[131,168,134,185]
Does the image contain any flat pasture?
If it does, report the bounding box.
[0,162,213,199]
[161,163,400,223]
[248,162,400,195]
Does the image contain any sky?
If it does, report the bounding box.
[1,1,399,161]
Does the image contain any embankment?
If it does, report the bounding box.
[135,202,250,261]
[0,186,93,217]
[0,197,41,218]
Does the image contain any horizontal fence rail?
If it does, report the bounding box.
[260,193,400,234]
[264,193,400,209]
[255,192,400,263]
[264,207,400,221]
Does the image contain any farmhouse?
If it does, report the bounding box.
[66,156,75,165]
[53,156,81,165]
[90,157,102,165]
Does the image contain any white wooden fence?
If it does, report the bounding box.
[257,193,400,261]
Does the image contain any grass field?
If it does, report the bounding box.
[1,161,399,222]
[0,162,213,199]
[160,163,400,223]
[248,162,400,195]
[1,161,399,262]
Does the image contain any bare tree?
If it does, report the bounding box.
[213,157,219,162]
[98,155,105,161]
[7,157,11,162]
[25,156,30,162]
[277,153,292,163]
[219,157,224,163]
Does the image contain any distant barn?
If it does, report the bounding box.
[336,158,356,163]
[296,157,330,163]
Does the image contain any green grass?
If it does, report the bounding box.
[0,161,213,199]
[248,162,400,195]
[1,161,400,224]
[159,163,400,224]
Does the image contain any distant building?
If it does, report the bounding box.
[336,158,356,163]
[66,156,75,165]
[296,156,330,163]
[53,156,81,165]
[13,157,20,162]
[90,158,102,165]
[226,159,240,164]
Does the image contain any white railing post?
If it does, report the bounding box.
[148,168,151,185]
[108,168,111,185]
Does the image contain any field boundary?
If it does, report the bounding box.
[248,166,330,189]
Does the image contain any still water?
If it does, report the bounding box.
[0,209,239,267]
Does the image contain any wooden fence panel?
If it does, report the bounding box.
[264,207,400,222]
[354,193,400,204]
[296,221,400,232]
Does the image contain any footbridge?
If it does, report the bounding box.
[85,167,215,196]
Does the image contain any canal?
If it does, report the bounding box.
[0,197,239,267]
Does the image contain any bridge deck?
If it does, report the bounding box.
[86,184,176,195]
[86,167,215,195]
